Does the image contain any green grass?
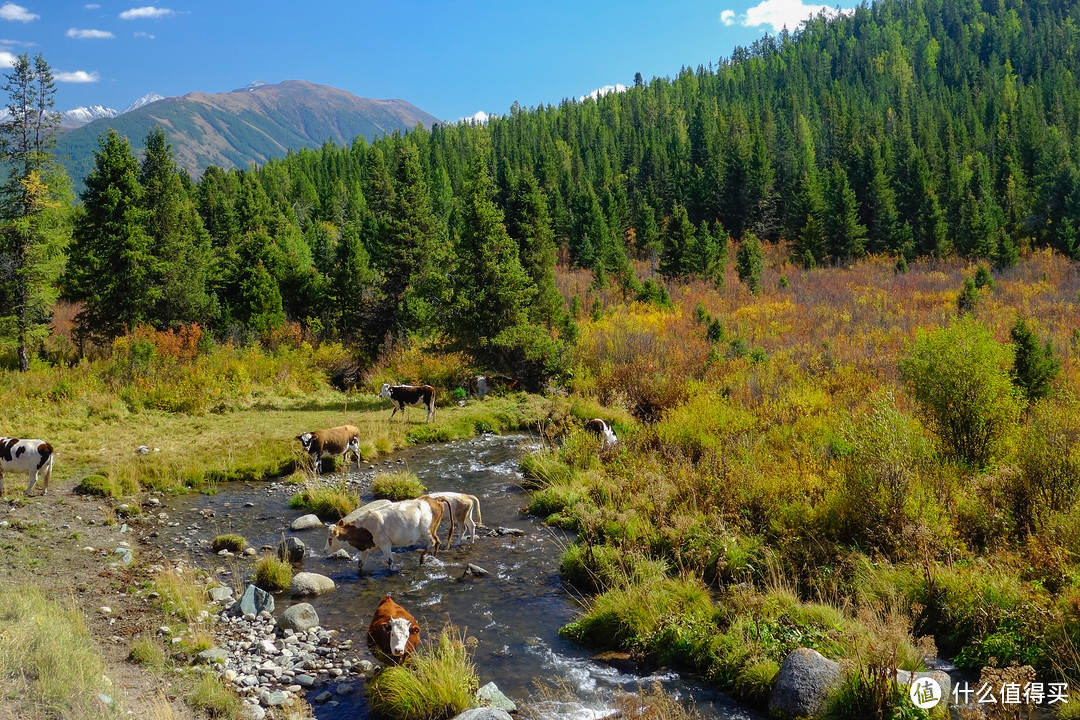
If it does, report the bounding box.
[253,555,292,593]
[288,484,359,520]
[0,585,111,719]
[184,672,242,719]
[154,569,210,623]
[367,627,479,720]
[373,470,427,500]
[130,634,167,669]
[74,473,137,498]
[209,534,245,553]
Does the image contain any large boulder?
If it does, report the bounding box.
[290,572,335,597]
[451,710,513,720]
[290,514,324,531]
[277,536,305,562]
[278,602,319,632]
[895,669,952,706]
[232,584,275,617]
[769,647,842,718]
[477,682,517,713]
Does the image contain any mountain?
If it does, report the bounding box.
[57,80,439,185]
[121,93,164,114]
[60,105,118,130]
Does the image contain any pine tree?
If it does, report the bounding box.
[825,162,867,261]
[659,202,694,278]
[505,171,562,326]
[1010,317,1060,401]
[65,131,153,344]
[736,232,765,295]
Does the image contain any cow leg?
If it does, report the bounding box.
[389,405,398,421]
[313,451,323,477]
[0,471,5,497]
[24,469,37,496]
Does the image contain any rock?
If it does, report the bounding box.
[452,709,514,720]
[98,606,112,614]
[477,682,517,712]
[278,603,319,632]
[592,651,640,674]
[277,536,305,562]
[327,549,353,561]
[113,547,133,565]
[208,586,234,602]
[312,691,333,704]
[290,572,335,597]
[290,514,323,531]
[769,647,843,719]
[262,690,288,706]
[335,683,354,695]
[495,526,525,537]
[295,674,316,688]
[463,563,490,578]
[243,706,266,720]
[197,648,229,665]
[136,445,150,455]
[895,669,951,703]
[233,584,275,617]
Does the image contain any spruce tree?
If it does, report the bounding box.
[505,171,562,326]
[1010,317,1060,401]
[659,202,694,278]
[736,232,765,295]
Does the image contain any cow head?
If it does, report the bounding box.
[296,432,314,451]
[387,617,418,657]
[324,522,348,554]
[379,383,392,399]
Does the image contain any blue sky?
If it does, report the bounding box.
[5,0,855,121]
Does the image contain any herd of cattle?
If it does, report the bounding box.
[1,382,619,663]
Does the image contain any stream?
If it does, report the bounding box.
[152,433,761,720]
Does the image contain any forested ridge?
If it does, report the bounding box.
[6,0,1080,378]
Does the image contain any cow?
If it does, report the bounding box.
[379,384,436,423]
[296,425,361,475]
[584,418,618,451]
[0,437,54,497]
[424,491,483,544]
[323,496,455,573]
[367,594,420,663]
[468,375,489,398]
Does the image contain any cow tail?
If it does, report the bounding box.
[471,494,482,526]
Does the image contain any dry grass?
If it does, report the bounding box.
[153,568,210,623]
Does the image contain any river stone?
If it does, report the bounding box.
[295,673,316,688]
[769,647,842,719]
[233,584,275,617]
[197,648,229,665]
[208,586,233,602]
[262,690,288,707]
[327,549,353,561]
[290,514,323,531]
[895,669,951,703]
[278,603,319,632]
[243,706,266,720]
[477,682,517,712]
[113,547,133,565]
[290,572,335,597]
[277,536,306,562]
[452,709,514,720]
[312,691,333,704]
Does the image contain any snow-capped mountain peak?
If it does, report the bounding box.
[121,93,164,114]
[60,105,117,130]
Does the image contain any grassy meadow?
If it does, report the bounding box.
[528,249,1080,716]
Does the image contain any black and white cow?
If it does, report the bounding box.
[379,384,436,423]
[0,437,54,496]
[584,418,618,451]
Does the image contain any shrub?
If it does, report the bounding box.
[129,634,166,669]
[75,473,136,498]
[367,627,479,720]
[288,485,359,521]
[185,672,243,719]
[899,317,1023,468]
[210,534,245,553]
[253,555,292,593]
[373,470,427,501]
[957,277,980,314]
[736,233,765,295]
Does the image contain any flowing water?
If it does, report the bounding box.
[153,433,761,720]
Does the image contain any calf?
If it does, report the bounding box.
[584,418,618,451]
[0,437,54,497]
[367,595,419,663]
[323,496,455,573]
[296,425,361,475]
[379,384,436,423]
[424,491,483,544]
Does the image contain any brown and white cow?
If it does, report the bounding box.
[379,384,436,423]
[0,437,54,497]
[323,496,454,572]
[296,425,361,475]
[367,594,420,663]
[424,491,483,544]
[584,418,618,451]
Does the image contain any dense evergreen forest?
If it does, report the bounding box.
[5,0,1080,380]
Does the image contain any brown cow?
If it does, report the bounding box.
[367,594,419,663]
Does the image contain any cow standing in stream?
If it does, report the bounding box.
[379,383,436,423]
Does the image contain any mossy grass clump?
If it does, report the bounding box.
[373,470,427,501]
[367,627,479,720]
[210,533,245,553]
[74,473,136,498]
[129,633,167,669]
[288,485,359,521]
[253,554,292,593]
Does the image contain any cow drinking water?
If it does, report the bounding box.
[379,384,436,423]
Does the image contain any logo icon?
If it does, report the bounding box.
[910,677,942,709]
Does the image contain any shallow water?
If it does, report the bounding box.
[154,433,761,720]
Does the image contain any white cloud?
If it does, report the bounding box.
[66,27,115,39]
[119,6,175,19]
[580,83,627,102]
[85,3,100,7]
[0,50,16,66]
[0,3,38,22]
[0,37,34,45]
[723,0,854,33]
[460,110,490,124]
[133,31,154,39]
[56,69,100,83]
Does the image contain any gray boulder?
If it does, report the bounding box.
[277,536,305,562]
[278,602,319,632]
[290,514,323,531]
[452,709,513,720]
[208,586,233,602]
[895,669,951,704]
[196,648,229,665]
[233,584,275,617]
[290,572,335,597]
[769,647,842,718]
[477,682,517,712]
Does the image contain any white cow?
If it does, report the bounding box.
[424,491,483,544]
[0,437,54,496]
[323,496,455,572]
